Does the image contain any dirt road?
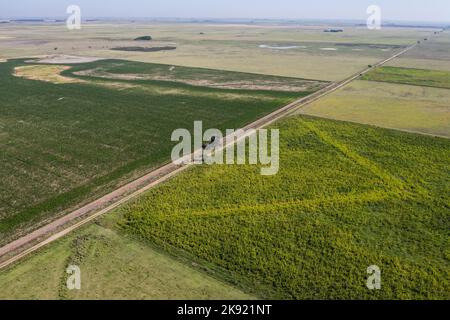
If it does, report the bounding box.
[0,42,418,270]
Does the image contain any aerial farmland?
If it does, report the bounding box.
[0,0,449,307]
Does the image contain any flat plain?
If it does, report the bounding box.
[0,58,310,245]
[1,116,448,299]
[0,23,434,80]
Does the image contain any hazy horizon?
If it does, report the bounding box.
[1,0,450,23]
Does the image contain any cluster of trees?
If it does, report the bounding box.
[134,36,152,41]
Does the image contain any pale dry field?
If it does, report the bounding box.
[387,30,450,71]
[301,80,450,137]
[14,64,84,84]
[0,22,433,81]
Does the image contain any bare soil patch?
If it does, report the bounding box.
[110,46,176,52]
[76,69,319,92]
[14,65,85,84]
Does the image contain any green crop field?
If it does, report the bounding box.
[114,115,449,299]
[302,80,450,137]
[0,58,313,245]
[361,66,450,89]
[2,115,448,300]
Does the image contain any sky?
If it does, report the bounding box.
[1,0,449,23]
